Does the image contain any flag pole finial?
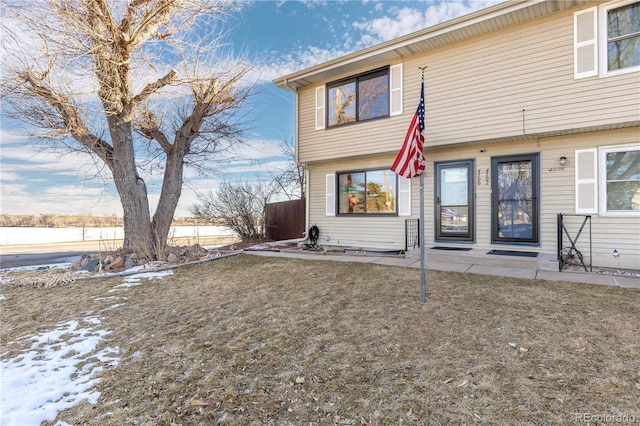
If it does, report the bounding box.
[418,66,428,81]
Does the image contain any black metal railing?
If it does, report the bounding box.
[557,214,592,272]
[405,219,420,251]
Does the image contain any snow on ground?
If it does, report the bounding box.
[0,226,234,245]
[0,270,173,425]
[109,269,174,292]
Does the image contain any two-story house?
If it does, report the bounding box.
[274,0,640,271]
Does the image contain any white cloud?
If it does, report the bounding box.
[352,1,504,47]
[0,171,20,181]
[254,1,505,83]
[254,44,353,83]
[297,0,330,9]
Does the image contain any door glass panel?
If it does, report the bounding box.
[440,167,469,234]
[435,161,473,241]
[495,159,535,241]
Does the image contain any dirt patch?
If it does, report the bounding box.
[2,254,639,424]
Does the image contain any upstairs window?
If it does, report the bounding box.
[574,0,640,78]
[603,0,640,72]
[327,68,389,127]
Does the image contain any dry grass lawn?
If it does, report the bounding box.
[2,253,639,425]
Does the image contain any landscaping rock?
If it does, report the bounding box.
[110,256,125,269]
[82,259,100,272]
[124,256,136,269]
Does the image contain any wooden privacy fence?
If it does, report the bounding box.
[265,198,306,241]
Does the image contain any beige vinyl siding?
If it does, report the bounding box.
[297,6,639,164]
[298,85,408,163]
[308,128,639,270]
[537,129,639,271]
[308,155,410,250]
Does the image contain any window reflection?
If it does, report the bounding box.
[338,170,396,214]
[327,68,389,127]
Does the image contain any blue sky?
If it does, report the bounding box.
[0,0,501,217]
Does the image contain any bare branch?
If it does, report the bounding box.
[19,69,114,165]
[135,108,172,152]
[270,133,305,200]
[193,180,275,240]
[132,69,178,107]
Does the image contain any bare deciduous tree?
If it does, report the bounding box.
[192,180,274,241]
[270,133,305,200]
[0,0,254,258]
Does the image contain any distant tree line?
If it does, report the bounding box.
[0,215,218,228]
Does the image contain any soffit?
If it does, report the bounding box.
[274,0,590,91]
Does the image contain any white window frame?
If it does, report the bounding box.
[598,143,640,216]
[598,0,640,77]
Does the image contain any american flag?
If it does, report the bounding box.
[391,80,426,179]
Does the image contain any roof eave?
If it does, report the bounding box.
[273,0,588,91]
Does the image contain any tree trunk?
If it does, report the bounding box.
[108,117,154,256]
[151,149,185,255]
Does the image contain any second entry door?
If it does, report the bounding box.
[435,160,474,241]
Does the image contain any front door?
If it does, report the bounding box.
[435,160,474,241]
[491,154,539,244]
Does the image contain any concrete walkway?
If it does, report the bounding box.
[245,248,640,289]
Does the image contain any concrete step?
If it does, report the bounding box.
[407,247,558,271]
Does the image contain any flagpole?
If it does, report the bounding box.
[420,172,426,303]
[390,65,427,303]
[418,66,427,303]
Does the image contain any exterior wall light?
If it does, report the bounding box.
[559,156,567,166]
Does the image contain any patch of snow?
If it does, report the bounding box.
[100,303,126,312]
[0,316,120,426]
[108,270,173,292]
[0,266,175,424]
[2,263,71,273]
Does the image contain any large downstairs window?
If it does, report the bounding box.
[337,169,397,215]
